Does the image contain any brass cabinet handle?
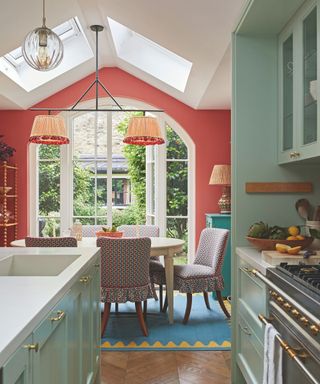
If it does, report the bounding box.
[94,263,100,268]
[24,343,39,352]
[50,310,65,322]
[80,276,90,283]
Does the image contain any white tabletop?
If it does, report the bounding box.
[11,236,185,250]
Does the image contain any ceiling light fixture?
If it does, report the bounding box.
[30,25,165,146]
[22,0,64,71]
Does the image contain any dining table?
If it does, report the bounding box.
[11,236,185,324]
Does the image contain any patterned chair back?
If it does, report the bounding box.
[117,225,160,238]
[25,237,77,247]
[97,237,152,290]
[82,225,103,237]
[193,228,229,273]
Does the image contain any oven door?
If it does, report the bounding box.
[268,301,320,384]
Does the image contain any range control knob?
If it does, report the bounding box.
[310,325,319,335]
[276,296,284,304]
[291,309,300,318]
[299,317,309,326]
[283,302,292,311]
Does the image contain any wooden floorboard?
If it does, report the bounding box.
[101,351,231,384]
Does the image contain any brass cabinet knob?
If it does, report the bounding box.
[289,152,296,158]
[80,276,90,283]
[24,343,39,352]
[291,309,300,317]
[310,325,319,335]
[299,316,309,326]
[295,152,300,157]
[283,302,292,311]
[50,310,65,322]
[270,291,278,298]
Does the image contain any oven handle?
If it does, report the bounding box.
[241,267,320,331]
[258,314,320,384]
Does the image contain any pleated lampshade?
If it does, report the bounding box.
[123,116,165,146]
[29,115,69,145]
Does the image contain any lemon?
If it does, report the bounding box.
[288,226,300,236]
[287,235,297,240]
[275,243,291,253]
[287,246,302,255]
[296,235,305,240]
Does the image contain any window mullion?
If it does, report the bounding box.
[107,112,113,226]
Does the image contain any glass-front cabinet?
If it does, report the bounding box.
[279,2,320,164]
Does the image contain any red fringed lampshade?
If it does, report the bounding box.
[29,115,69,145]
[123,116,165,146]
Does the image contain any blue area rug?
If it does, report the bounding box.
[101,293,231,351]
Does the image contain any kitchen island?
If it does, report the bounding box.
[0,246,101,384]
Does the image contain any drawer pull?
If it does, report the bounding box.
[80,276,90,283]
[94,263,100,268]
[24,343,39,352]
[239,323,251,335]
[50,310,65,322]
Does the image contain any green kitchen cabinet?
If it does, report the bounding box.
[1,258,101,384]
[1,335,32,384]
[279,1,320,163]
[205,213,231,298]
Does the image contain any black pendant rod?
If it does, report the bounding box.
[31,24,163,114]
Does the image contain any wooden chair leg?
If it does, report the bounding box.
[162,294,168,313]
[183,293,193,324]
[216,291,230,318]
[159,284,163,311]
[143,300,147,320]
[101,302,111,337]
[151,282,159,301]
[115,303,119,313]
[203,291,211,309]
[135,302,149,336]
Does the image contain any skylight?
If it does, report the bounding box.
[108,17,192,92]
[0,17,93,92]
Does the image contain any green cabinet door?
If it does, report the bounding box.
[32,295,69,384]
[205,213,231,298]
[2,335,32,384]
[91,262,101,379]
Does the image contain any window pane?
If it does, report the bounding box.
[39,160,60,215]
[39,145,60,160]
[166,125,187,159]
[97,113,107,158]
[97,176,107,215]
[39,216,60,237]
[167,161,188,216]
[73,160,95,217]
[73,112,96,158]
[167,217,188,259]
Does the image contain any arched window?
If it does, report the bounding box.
[29,99,195,258]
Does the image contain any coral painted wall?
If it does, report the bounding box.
[0,68,230,245]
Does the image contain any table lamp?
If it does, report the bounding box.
[209,164,231,214]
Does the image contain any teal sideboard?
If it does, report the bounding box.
[205,213,231,298]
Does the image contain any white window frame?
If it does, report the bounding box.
[29,97,195,257]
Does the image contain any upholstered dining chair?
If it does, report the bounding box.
[82,225,103,237]
[152,227,230,324]
[97,237,155,337]
[117,224,163,305]
[25,236,78,247]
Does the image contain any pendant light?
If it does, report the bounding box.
[30,25,164,146]
[29,114,69,145]
[22,0,63,71]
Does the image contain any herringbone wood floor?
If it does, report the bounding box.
[101,351,231,384]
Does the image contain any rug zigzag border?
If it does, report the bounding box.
[101,339,231,349]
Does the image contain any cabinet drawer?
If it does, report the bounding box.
[237,313,263,384]
[238,298,264,342]
[239,263,267,316]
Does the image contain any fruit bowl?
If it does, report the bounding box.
[96,231,123,238]
[246,236,314,251]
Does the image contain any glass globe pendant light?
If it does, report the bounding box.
[22,0,63,71]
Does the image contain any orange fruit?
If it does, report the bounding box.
[288,226,300,236]
[287,246,302,255]
[296,235,305,240]
[287,236,297,240]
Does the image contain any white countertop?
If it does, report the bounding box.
[0,246,100,367]
[236,246,272,274]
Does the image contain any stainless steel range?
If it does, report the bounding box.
[250,263,320,384]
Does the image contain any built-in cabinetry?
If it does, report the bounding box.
[236,251,268,384]
[206,213,231,298]
[279,1,320,163]
[0,162,18,247]
[1,260,101,384]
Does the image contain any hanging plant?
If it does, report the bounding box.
[0,136,15,162]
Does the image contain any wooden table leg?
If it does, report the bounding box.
[164,253,174,324]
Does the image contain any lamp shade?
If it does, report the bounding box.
[29,115,69,145]
[209,165,231,185]
[123,116,165,146]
